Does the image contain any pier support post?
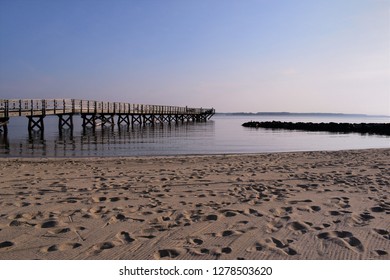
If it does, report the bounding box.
[27,115,45,140]
[27,115,45,132]
[57,114,74,137]
[142,115,155,126]
[81,114,96,128]
[131,115,142,126]
[96,114,115,132]
[0,117,9,134]
[57,114,74,130]
[184,115,192,122]
[175,114,184,123]
[158,114,170,124]
[97,114,115,126]
[117,114,130,126]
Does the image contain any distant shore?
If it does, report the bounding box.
[242,121,390,136]
[0,149,389,260]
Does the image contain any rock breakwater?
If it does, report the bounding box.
[242,121,390,136]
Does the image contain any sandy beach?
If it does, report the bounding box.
[0,149,389,260]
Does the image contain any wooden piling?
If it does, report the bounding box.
[0,117,9,134]
[27,115,45,132]
[58,114,73,130]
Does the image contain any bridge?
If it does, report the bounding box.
[0,99,215,135]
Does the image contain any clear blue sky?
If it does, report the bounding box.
[0,0,389,115]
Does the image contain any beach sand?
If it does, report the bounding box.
[0,149,389,260]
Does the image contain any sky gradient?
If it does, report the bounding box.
[0,0,389,115]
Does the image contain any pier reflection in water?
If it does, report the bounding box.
[0,133,9,154]
[0,116,215,157]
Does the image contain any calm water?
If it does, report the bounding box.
[0,114,389,157]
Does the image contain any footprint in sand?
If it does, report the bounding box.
[204,214,219,221]
[317,231,364,252]
[287,221,311,234]
[212,246,233,257]
[41,243,81,253]
[92,196,107,203]
[89,206,109,215]
[116,231,135,244]
[327,197,350,209]
[246,208,264,217]
[288,199,313,205]
[269,206,292,217]
[138,234,156,240]
[373,229,390,240]
[191,246,232,257]
[155,248,183,259]
[9,220,36,227]
[188,237,204,246]
[212,229,244,237]
[328,210,352,216]
[49,227,71,234]
[374,250,388,256]
[310,205,321,211]
[40,220,59,228]
[348,213,372,227]
[246,242,265,253]
[220,210,239,217]
[253,242,265,252]
[266,238,298,256]
[221,247,232,254]
[266,215,290,233]
[93,242,116,254]
[0,241,14,249]
[61,197,80,204]
[359,212,375,222]
[371,203,390,213]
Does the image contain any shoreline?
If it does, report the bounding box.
[1,147,389,161]
[0,148,389,260]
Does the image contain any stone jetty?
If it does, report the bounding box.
[242,121,390,136]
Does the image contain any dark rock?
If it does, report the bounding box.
[242,121,390,136]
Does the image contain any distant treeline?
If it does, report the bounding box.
[242,121,390,136]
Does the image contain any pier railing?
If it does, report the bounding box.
[0,98,215,134]
[0,99,214,118]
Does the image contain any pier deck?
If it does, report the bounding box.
[0,99,215,134]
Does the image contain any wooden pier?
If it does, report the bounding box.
[0,99,215,135]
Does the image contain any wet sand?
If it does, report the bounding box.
[0,149,389,260]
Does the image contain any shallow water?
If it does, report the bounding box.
[0,114,389,157]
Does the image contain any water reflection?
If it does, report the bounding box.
[0,133,9,154]
[26,130,47,156]
[1,114,388,158]
[0,121,215,157]
[54,128,76,157]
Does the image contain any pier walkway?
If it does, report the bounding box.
[0,99,215,134]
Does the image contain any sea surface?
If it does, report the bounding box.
[0,114,389,157]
